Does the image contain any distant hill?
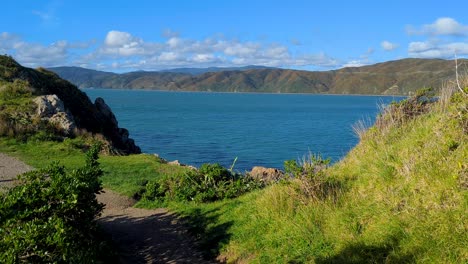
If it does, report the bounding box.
[159,65,275,75]
[49,58,467,95]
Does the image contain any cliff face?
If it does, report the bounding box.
[0,55,140,154]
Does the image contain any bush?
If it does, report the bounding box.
[142,163,264,203]
[0,79,32,101]
[376,87,436,132]
[0,146,112,263]
[284,153,342,202]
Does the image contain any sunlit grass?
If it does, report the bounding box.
[1,77,466,263]
[0,138,189,197]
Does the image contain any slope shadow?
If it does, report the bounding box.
[178,207,234,260]
[315,236,418,264]
[99,211,221,263]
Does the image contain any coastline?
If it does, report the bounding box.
[81,87,408,97]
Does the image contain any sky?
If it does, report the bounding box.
[1,0,467,72]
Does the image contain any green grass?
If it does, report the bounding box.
[167,90,468,263]
[1,85,466,263]
[0,137,189,198]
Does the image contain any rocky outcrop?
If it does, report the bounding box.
[95,97,118,127]
[94,97,141,154]
[0,55,141,155]
[33,95,76,135]
[249,166,285,184]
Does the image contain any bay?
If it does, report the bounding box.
[84,89,402,171]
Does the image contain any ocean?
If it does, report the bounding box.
[84,89,402,171]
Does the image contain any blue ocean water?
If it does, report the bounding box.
[84,89,402,171]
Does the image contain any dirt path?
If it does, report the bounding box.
[0,153,32,190]
[98,190,215,264]
[0,152,215,264]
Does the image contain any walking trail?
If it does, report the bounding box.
[0,153,215,264]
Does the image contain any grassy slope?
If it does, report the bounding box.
[0,138,188,197]
[171,90,467,263]
[1,73,466,262]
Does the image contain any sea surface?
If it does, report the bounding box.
[84,89,403,171]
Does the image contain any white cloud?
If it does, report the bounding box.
[405,18,468,59]
[105,31,136,46]
[0,32,20,53]
[12,41,68,67]
[192,53,216,63]
[158,52,181,62]
[86,30,340,70]
[381,41,399,51]
[408,17,468,36]
[97,30,152,57]
[342,60,367,68]
[2,29,341,71]
[224,42,260,56]
[408,41,468,58]
[0,32,93,67]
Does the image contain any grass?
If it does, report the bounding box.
[0,137,189,198]
[167,86,468,263]
[1,78,467,263]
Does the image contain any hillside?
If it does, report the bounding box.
[170,80,468,262]
[0,54,466,262]
[49,58,467,95]
[159,65,275,75]
[0,55,140,154]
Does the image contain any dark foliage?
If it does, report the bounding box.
[0,146,115,263]
[142,163,264,203]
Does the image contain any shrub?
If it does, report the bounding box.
[0,79,32,101]
[284,153,342,202]
[376,88,436,132]
[0,146,112,263]
[142,163,264,203]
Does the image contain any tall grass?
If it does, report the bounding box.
[172,76,468,263]
[1,72,466,262]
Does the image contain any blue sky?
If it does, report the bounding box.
[1,0,467,72]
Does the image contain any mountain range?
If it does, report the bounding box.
[48,58,467,95]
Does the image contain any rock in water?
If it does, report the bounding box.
[94,97,141,154]
[95,97,118,127]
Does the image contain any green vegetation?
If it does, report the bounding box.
[169,86,467,263]
[140,163,264,205]
[0,146,116,263]
[0,138,189,198]
[0,55,140,154]
[1,54,466,263]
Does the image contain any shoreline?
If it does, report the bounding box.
[81,87,408,97]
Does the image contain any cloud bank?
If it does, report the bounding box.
[1,30,339,71]
[407,17,468,58]
[1,17,467,71]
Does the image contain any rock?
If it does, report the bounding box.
[34,94,65,117]
[167,160,197,170]
[95,97,118,127]
[94,97,141,154]
[168,160,181,166]
[33,95,76,135]
[249,166,285,184]
[118,128,129,141]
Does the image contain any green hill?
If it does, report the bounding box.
[0,55,140,154]
[49,58,467,95]
[1,55,466,262]
[171,79,468,262]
